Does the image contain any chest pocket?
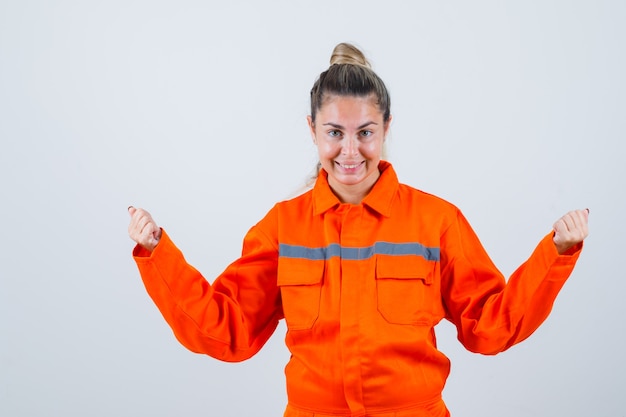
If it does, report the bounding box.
[277,258,324,331]
[376,256,439,325]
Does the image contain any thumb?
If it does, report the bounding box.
[128,205,136,216]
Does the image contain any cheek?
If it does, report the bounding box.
[362,140,383,157]
[317,141,340,159]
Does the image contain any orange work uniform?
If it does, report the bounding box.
[132,161,582,417]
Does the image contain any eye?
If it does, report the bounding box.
[360,130,373,137]
[328,130,342,138]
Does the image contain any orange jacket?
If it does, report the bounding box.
[133,162,582,417]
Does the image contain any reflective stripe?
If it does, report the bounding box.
[279,242,440,261]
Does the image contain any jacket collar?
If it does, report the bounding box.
[312,160,399,217]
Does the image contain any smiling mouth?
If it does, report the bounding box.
[336,161,364,170]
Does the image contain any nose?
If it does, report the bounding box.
[341,135,358,156]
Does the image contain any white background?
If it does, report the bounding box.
[1,1,624,416]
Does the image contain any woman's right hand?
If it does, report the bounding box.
[128,206,162,252]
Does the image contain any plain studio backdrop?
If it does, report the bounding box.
[1,1,624,416]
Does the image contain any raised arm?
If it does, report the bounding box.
[441,208,588,355]
[128,206,283,362]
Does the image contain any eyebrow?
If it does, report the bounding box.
[322,121,378,130]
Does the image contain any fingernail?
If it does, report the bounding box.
[585,208,590,214]
[128,206,134,212]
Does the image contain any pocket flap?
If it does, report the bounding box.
[277,257,324,286]
[376,255,435,284]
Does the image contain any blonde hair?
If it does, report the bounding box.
[330,43,371,67]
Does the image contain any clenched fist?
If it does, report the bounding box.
[553,209,589,255]
[128,206,162,252]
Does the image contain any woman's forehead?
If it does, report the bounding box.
[318,94,383,120]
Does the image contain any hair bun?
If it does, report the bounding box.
[330,43,371,68]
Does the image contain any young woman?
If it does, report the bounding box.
[128,43,589,417]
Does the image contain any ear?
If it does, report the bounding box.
[306,115,317,144]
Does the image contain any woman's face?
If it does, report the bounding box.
[307,94,391,203]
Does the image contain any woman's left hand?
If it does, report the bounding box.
[553,209,589,255]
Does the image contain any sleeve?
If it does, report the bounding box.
[440,209,582,355]
[132,210,283,362]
